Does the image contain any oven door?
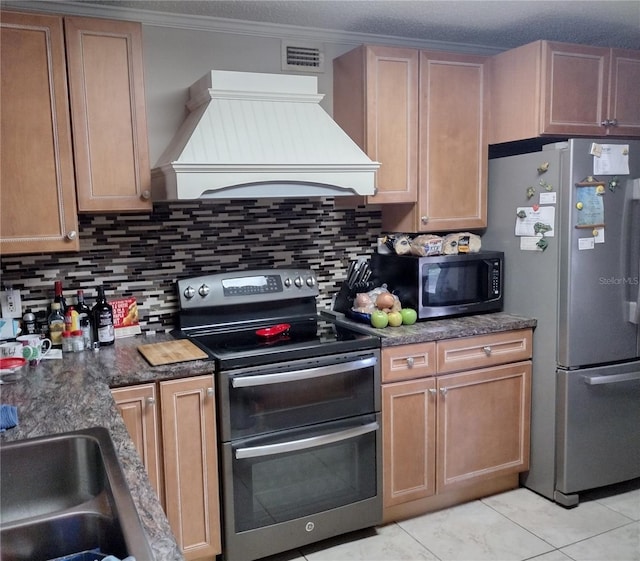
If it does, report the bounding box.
[218,350,380,441]
[221,412,382,561]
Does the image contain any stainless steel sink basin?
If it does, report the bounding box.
[0,427,153,561]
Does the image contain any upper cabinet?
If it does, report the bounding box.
[65,16,152,212]
[0,11,151,255]
[333,45,419,204]
[333,45,488,232]
[1,11,80,254]
[489,41,640,144]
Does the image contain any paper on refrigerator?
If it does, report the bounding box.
[514,206,555,237]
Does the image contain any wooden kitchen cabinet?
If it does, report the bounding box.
[65,16,152,212]
[333,45,419,204]
[113,376,222,561]
[0,11,80,255]
[333,45,488,232]
[382,377,436,507]
[0,11,151,256]
[489,41,640,143]
[382,50,489,232]
[111,383,164,506]
[159,376,222,561]
[381,329,532,523]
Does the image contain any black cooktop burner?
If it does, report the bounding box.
[185,316,379,370]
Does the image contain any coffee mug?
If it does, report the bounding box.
[16,335,52,364]
[0,341,23,358]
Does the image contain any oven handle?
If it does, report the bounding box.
[235,421,379,459]
[231,356,377,388]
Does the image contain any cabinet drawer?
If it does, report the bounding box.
[437,329,532,374]
[382,342,436,382]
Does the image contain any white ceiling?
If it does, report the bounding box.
[50,0,640,50]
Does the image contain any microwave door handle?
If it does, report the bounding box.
[232,356,377,388]
[235,421,379,459]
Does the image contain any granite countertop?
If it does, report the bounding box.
[324,310,537,346]
[0,333,214,561]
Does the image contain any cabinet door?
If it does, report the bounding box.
[417,51,488,231]
[333,45,418,204]
[160,376,221,560]
[608,49,640,136]
[111,384,164,506]
[65,16,152,212]
[382,377,436,508]
[541,42,610,136]
[0,11,79,255]
[436,361,531,493]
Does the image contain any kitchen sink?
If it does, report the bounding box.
[0,427,153,561]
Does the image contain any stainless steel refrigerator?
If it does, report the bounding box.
[483,138,640,506]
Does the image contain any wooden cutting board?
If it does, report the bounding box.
[138,339,208,366]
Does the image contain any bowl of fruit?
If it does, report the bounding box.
[348,286,417,329]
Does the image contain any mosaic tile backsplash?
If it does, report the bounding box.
[0,200,382,332]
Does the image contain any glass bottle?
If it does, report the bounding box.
[48,302,65,347]
[92,286,115,346]
[53,280,67,313]
[75,290,92,349]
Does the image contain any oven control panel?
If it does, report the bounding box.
[177,269,319,309]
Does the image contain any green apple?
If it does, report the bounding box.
[370,309,389,328]
[400,308,418,325]
[387,311,403,327]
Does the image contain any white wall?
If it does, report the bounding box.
[141,25,358,167]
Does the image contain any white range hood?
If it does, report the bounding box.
[151,70,379,199]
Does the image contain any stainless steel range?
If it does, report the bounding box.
[174,268,382,561]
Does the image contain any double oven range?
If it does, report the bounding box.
[174,268,382,561]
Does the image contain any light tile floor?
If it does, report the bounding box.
[260,479,640,561]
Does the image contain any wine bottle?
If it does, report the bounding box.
[76,289,93,349]
[53,280,67,313]
[92,286,115,346]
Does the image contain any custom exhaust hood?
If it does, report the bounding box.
[151,70,379,199]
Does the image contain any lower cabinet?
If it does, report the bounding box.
[112,375,222,561]
[382,329,532,522]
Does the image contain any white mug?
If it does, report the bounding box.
[16,335,52,364]
[0,341,23,358]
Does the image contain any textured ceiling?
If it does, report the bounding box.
[58,0,640,50]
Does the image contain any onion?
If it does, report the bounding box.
[376,292,396,310]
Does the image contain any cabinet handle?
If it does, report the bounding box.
[483,345,492,356]
[406,356,415,368]
[206,387,214,397]
[601,119,619,127]
[146,397,156,406]
[421,216,429,224]
[428,388,437,395]
[440,387,448,396]
[66,230,77,241]
[141,189,151,200]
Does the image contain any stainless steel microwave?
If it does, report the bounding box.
[370,251,504,320]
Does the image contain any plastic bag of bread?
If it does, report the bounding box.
[410,234,443,256]
[442,232,481,254]
[393,235,412,255]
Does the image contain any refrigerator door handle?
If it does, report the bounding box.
[624,179,640,324]
[582,371,640,385]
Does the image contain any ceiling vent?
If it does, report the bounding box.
[281,41,324,73]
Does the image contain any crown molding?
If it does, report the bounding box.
[1,0,502,55]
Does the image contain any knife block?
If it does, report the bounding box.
[332,282,375,315]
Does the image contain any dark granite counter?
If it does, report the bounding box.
[323,310,537,346]
[0,333,214,561]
